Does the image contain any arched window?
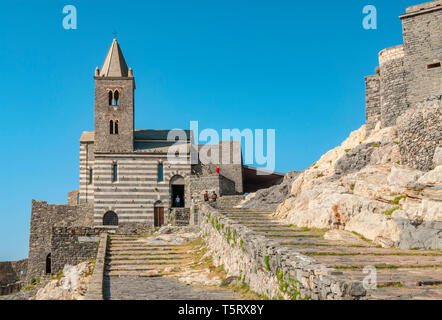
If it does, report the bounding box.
[108,91,113,105]
[115,120,119,134]
[112,164,118,182]
[110,120,114,134]
[103,211,118,226]
[114,90,119,106]
[89,168,93,184]
[158,163,164,182]
[45,253,51,274]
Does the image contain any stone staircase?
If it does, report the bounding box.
[105,235,191,277]
[220,208,442,300]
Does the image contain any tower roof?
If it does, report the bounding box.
[99,39,130,77]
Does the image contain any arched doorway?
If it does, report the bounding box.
[154,201,164,227]
[170,175,185,208]
[45,253,51,274]
[103,211,118,226]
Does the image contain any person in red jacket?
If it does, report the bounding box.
[215,167,220,174]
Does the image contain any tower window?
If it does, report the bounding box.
[115,120,119,134]
[427,62,441,70]
[110,120,114,134]
[112,164,118,182]
[89,169,93,184]
[108,91,113,105]
[158,163,164,182]
[114,90,120,105]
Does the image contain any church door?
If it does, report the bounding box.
[154,207,164,227]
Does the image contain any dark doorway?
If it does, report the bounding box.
[171,185,185,208]
[45,253,51,274]
[154,207,164,227]
[103,211,118,226]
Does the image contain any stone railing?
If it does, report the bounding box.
[84,233,108,300]
[200,204,366,300]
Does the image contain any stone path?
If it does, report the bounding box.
[104,234,239,300]
[220,208,442,300]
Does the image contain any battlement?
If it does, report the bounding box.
[402,0,442,17]
[378,45,405,65]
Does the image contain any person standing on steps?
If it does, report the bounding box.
[203,191,209,202]
[175,194,181,207]
[211,191,217,202]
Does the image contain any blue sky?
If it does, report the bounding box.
[0,0,424,260]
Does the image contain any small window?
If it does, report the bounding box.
[103,211,118,226]
[112,164,118,182]
[158,163,164,182]
[108,91,113,105]
[427,62,441,70]
[110,120,114,134]
[115,120,119,134]
[89,169,93,184]
[114,90,120,105]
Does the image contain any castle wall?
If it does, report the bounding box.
[364,74,381,131]
[27,200,93,280]
[0,259,27,286]
[397,98,442,171]
[51,227,102,274]
[92,153,191,229]
[188,174,236,201]
[401,1,442,105]
[378,45,408,127]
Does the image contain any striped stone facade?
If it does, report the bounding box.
[92,153,191,227]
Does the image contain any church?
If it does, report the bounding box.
[78,39,283,231]
[25,39,283,280]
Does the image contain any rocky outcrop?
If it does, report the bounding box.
[239,171,300,211]
[33,261,94,300]
[274,122,441,250]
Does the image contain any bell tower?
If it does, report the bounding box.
[94,39,135,153]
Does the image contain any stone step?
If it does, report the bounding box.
[315,255,442,269]
[108,258,186,265]
[366,285,442,300]
[109,252,186,259]
[106,263,179,271]
[341,268,442,286]
[105,270,164,277]
[295,246,442,256]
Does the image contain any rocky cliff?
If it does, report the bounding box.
[244,102,441,250]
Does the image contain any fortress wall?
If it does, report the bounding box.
[397,98,442,171]
[401,2,442,106]
[27,200,93,281]
[79,141,95,204]
[51,227,103,274]
[199,204,366,300]
[365,74,381,131]
[378,45,408,127]
[0,259,27,287]
[92,153,191,229]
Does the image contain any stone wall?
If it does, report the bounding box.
[401,1,442,106]
[85,233,108,300]
[378,46,408,127]
[365,74,381,132]
[188,174,236,201]
[27,200,93,281]
[68,189,79,205]
[50,227,103,275]
[0,259,27,286]
[397,98,442,171]
[199,204,366,300]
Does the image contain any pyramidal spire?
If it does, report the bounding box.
[99,39,130,77]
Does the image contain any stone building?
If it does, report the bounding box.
[25,38,283,280]
[365,0,441,171]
